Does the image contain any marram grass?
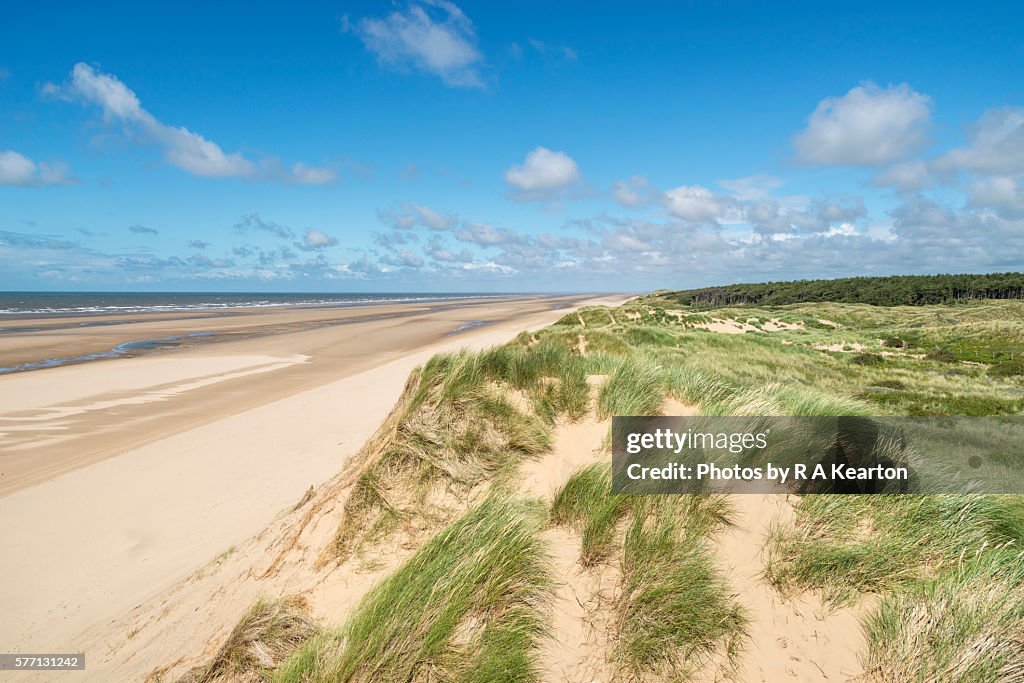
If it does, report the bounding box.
[279,497,551,683]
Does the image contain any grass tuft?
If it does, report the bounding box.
[178,597,319,683]
[279,497,551,683]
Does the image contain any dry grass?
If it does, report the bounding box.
[177,596,319,683]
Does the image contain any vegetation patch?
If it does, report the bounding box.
[765,494,1024,602]
[551,465,743,679]
[279,497,551,683]
[862,548,1024,683]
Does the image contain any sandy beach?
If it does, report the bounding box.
[0,294,626,674]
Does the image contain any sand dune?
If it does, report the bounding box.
[0,294,626,676]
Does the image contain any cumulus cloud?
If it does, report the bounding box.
[289,162,338,185]
[128,224,159,235]
[0,150,72,187]
[662,185,731,222]
[935,107,1024,175]
[347,0,484,88]
[46,63,333,182]
[373,231,419,249]
[452,221,523,246]
[424,235,474,262]
[793,82,932,166]
[379,248,424,268]
[505,146,581,200]
[298,228,339,250]
[188,240,210,249]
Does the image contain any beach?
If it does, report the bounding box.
[0,293,626,673]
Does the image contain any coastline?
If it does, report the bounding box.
[0,293,629,673]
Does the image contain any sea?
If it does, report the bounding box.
[0,291,514,317]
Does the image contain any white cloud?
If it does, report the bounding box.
[47,63,331,182]
[662,185,723,222]
[793,82,932,166]
[717,175,784,201]
[872,160,934,191]
[969,176,1024,218]
[411,203,455,230]
[350,0,484,88]
[289,162,337,185]
[612,175,657,207]
[935,107,1024,175]
[452,221,519,246]
[380,248,424,268]
[378,201,457,230]
[425,235,474,262]
[0,150,72,187]
[505,146,581,200]
[300,228,338,250]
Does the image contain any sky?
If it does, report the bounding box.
[1,1,1023,293]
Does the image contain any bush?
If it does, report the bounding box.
[926,347,958,362]
[988,358,1024,378]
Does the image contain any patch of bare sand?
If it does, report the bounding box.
[814,342,867,353]
[517,413,620,683]
[518,418,609,501]
[714,495,865,682]
[694,318,758,334]
[539,527,620,683]
[762,318,804,332]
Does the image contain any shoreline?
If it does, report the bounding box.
[0,293,628,669]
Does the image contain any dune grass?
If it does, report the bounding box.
[550,464,743,678]
[862,547,1024,682]
[278,497,551,683]
[616,496,744,678]
[550,463,630,565]
[765,494,1024,602]
[178,597,319,683]
[331,351,552,558]
[596,359,666,418]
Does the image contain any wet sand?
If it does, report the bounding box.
[0,296,591,493]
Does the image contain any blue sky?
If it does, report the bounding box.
[2,1,1023,292]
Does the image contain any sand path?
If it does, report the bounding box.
[714,494,865,681]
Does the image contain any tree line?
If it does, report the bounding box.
[650,273,1024,307]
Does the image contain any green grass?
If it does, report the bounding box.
[306,296,1023,680]
[765,495,1024,603]
[597,359,665,418]
[861,547,1024,682]
[279,497,551,683]
[616,496,743,678]
[550,465,744,678]
[550,464,630,565]
[331,351,552,559]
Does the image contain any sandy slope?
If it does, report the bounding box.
[0,294,627,679]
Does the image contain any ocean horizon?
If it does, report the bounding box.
[0,291,533,317]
